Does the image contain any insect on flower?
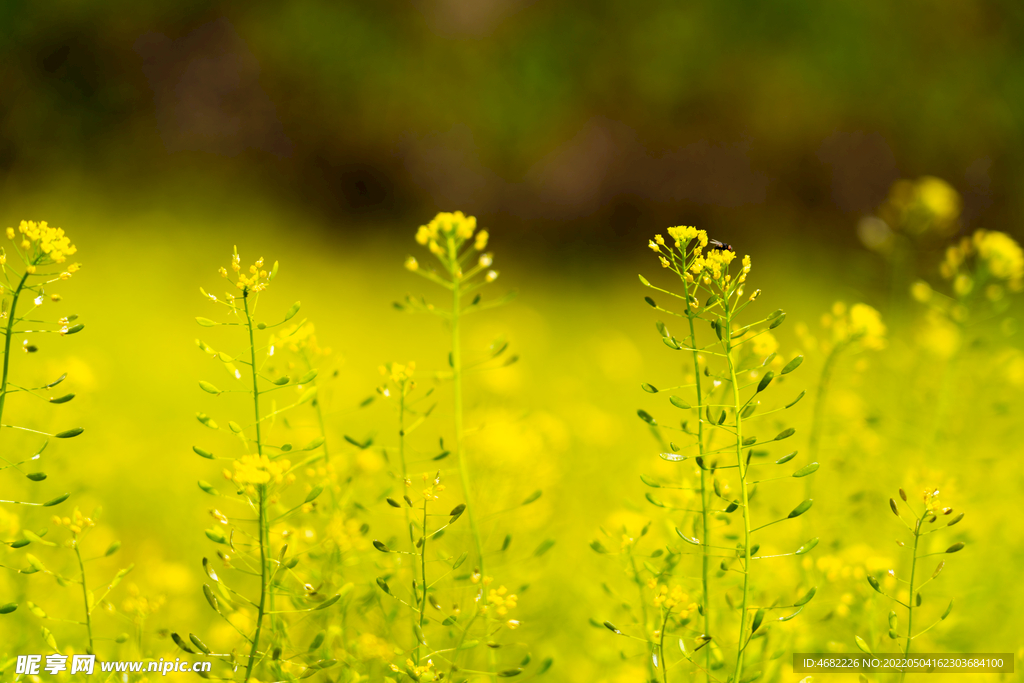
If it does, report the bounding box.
[708,238,735,252]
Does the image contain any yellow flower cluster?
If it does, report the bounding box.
[7,220,78,265]
[392,658,441,682]
[421,471,445,501]
[485,585,518,616]
[227,455,292,486]
[667,225,708,249]
[691,247,738,282]
[650,582,694,611]
[880,176,961,236]
[51,508,95,535]
[378,361,415,385]
[121,583,166,620]
[415,211,485,254]
[354,633,393,661]
[821,302,887,350]
[219,248,270,293]
[939,229,1023,299]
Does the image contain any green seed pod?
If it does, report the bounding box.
[199,381,221,395]
[304,486,323,503]
[941,600,953,619]
[284,301,301,321]
[945,542,965,553]
[794,587,816,606]
[775,451,797,464]
[603,621,620,634]
[274,376,290,386]
[205,529,226,544]
[786,391,805,408]
[171,632,195,654]
[890,498,900,516]
[793,462,819,478]
[795,538,819,554]
[105,541,121,557]
[42,492,70,507]
[65,323,85,335]
[372,540,389,552]
[637,409,656,425]
[867,576,882,593]
[888,610,897,629]
[25,472,46,481]
[855,635,871,654]
[308,631,326,650]
[299,369,318,384]
[48,394,75,404]
[193,446,214,459]
[899,488,908,501]
[386,498,401,508]
[787,499,813,518]
[0,603,17,614]
[774,427,796,441]
[751,608,765,633]
[947,513,964,527]
[645,296,656,307]
[55,428,84,439]
[757,371,775,393]
[769,312,787,329]
[376,578,391,594]
[888,629,898,640]
[781,355,804,374]
[641,383,659,393]
[189,634,211,654]
[195,317,217,327]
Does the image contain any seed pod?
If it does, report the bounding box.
[781,355,804,374]
[945,542,965,553]
[867,576,882,593]
[751,608,765,633]
[890,498,900,516]
[899,488,908,501]
[641,383,659,393]
[372,540,389,552]
[670,396,691,409]
[757,371,774,393]
[793,463,819,478]
[788,499,813,518]
[55,428,84,439]
[794,587,816,606]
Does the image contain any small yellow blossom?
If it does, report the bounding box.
[8,220,77,265]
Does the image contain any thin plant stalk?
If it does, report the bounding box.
[629,553,658,681]
[901,521,922,683]
[447,236,484,575]
[0,272,30,427]
[680,272,714,679]
[243,292,269,683]
[724,308,752,678]
[73,537,94,654]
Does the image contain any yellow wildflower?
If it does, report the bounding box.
[9,220,77,265]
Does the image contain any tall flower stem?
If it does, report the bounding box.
[243,291,269,683]
[448,238,484,576]
[900,521,921,683]
[0,271,30,426]
[724,307,752,679]
[73,538,94,654]
[681,274,713,680]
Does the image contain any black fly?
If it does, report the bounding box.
[708,239,734,252]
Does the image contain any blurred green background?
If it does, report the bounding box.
[0,2,1022,681]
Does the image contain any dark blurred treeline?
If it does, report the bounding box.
[2,0,1023,251]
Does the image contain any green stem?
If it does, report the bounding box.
[399,389,420,663]
[73,537,94,654]
[900,524,921,683]
[725,306,752,680]
[449,240,484,576]
[243,292,268,683]
[681,274,713,681]
[418,500,429,659]
[659,609,671,683]
[629,553,657,681]
[0,272,30,426]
